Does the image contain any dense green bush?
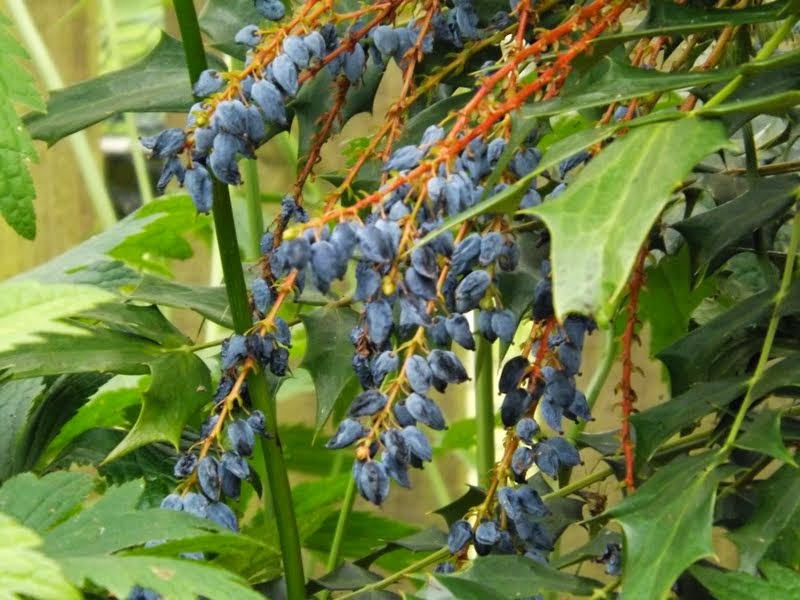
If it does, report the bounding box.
[1,0,799,598]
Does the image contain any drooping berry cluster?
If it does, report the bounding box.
[139,0,636,585]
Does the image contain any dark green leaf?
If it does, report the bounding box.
[436,555,601,598]
[299,307,361,432]
[313,561,382,591]
[199,0,263,59]
[305,511,419,560]
[433,486,486,527]
[281,424,335,475]
[729,464,800,572]
[127,275,232,329]
[25,35,223,145]
[672,175,799,279]
[0,327,159,379]
[552,529,622,569]
[524,117,729,325]
[0,378,45,481]
[519,57,733,120]
[638,248,717,355]
[78,303,189,348]
[606,452,733,600]
[399,93,471,148]
[630,378,746,465]
[105,351,211,462]
[691,561,800,600]
[735,408,797,465]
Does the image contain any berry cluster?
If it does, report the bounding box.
[139,0,634,586]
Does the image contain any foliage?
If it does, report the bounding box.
[2,0,800,599]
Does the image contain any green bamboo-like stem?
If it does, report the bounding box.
[171,2,306,598]
[318,476,358,600]
[5,0,117,230]
[474,334,495,486]
[700,13,800,110]
[721,208,800,453]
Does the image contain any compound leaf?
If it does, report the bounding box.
[0,513,80,600]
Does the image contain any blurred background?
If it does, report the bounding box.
[3,0,680,583]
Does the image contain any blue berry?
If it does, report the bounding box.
[207,501,239,532]
[406,354,433,395]
[445,313,475,350]
[455,270,491,313]
[447,519,473,554]
[427,350,469,383]
[227,419,255,456]
[357,460,390,505]
[254,0,285,21]
[197,456,221,501]
[326,418,367,449]
[184,164,213,213]
[271,54,299,96]
[405,392,447,430]
[193,69,223,97]
[349,389,388,417]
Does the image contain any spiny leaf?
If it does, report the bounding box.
[691,560,800,600]
[299,307,362,433]
[523,117,729,325]
[105,351,212,462]
[728,465,800,573]
[606,452,734,600]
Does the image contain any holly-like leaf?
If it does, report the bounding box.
[630,377,746,465]
[0,281,116,354]
[199,0,263,59]
[638,248,717,355]
[299,307,361,432]
[0,10,45,240]
[0,513,80,600]
[606,452,733,600]
[672,174,798,279]
[552,529,622,569]
[435,555,601,598]
[735,407,797,466]
[78,303,189,348]
[433,486,487,527]
[105,351,211,462]
[691,561,800,600]
[728,465,800,573]
[24,34,223,145]
[127,275,232,329]
[523,117,729,325]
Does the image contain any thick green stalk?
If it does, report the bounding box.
[701,14,799,110]
[171,2,306,597]
[474,334,495,485]
[5,0,117,229]
[721,208,800,453]
[231,58,264,260]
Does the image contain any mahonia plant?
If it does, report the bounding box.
[123,0,800,597]
[143,0,626,577]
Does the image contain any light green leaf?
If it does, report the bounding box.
[24,34,223,146]
[0,281,115,354]
[606,452,732,600]
[105,351,211,462]
[436,555,601,598]
[299,307,362,433]
[61,555,263,600]
[78,303,190,348]
[735,407,797,466]
[0,512,80,600]
[0,10,44,240]
[522,117,729,325]
[729,465,800,573]
[691,561,800,600]
[0,471,95,532]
